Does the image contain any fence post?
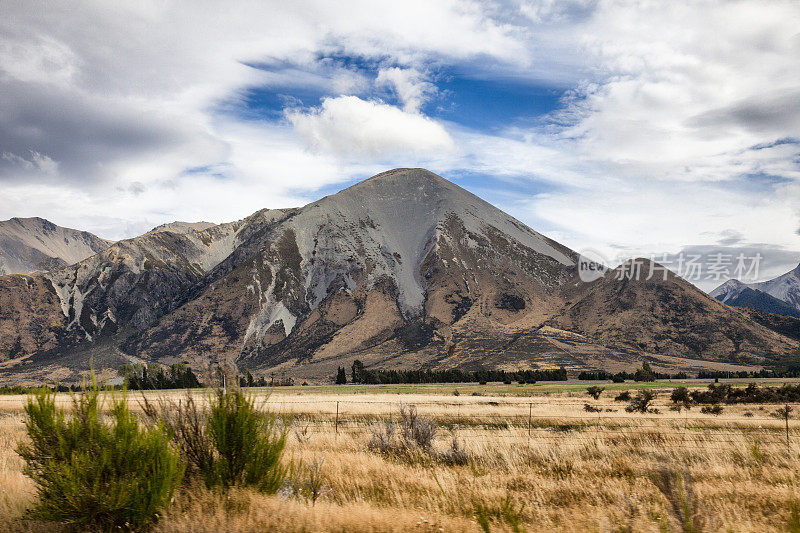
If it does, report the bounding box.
[785,404,791,455]
[335,401,339,438]
[528,402,532,438]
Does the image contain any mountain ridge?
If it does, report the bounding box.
[0,169,797,383]
[711,263,800,317]
[0,217,112,276]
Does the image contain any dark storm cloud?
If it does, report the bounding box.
[0,79,217,185]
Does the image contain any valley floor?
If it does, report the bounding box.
[2,383,800,531]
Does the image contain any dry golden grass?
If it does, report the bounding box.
[1,387,800,531]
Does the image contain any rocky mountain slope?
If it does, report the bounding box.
[711,264,800,317]
[0,217,111,275]
[549,260,797,360]
[147,221,217,235]
[0,169,796,383]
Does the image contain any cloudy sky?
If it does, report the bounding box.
[2,0,799,290]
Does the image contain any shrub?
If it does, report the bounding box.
[772,404,794,420]
[614,391,632,402]
[625,390,655,413]
[584,403,602,413]
[701,404,723,415]
[439,435,470,466]
[18,384,183,530]
[586,386,605,400]
[288,456,328,505]
[142,387,288,493]
[369,404,468,464]
[398,404,436,452]
[670,387,693,410]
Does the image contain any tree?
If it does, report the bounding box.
[626,389,656,413]
[351,360,365,384]
[634,362,656,382]
[670,386,692,409]
[336,367,347,385]
[586,386,605,400]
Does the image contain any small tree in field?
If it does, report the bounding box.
[18,382,183,530]
[586,386,605,400]
[670,386,693,410]
[207,388,288,492]
[626,389,656,413]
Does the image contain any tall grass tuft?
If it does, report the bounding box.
[17,383,183,530]
[648,465,705,532]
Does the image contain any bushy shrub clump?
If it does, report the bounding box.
[688,383,800,405]
[614,391,632,402]
[369,404,469,465]
[670,387,693,410]
[625,390,656,413]
[143,387,288,493]
[586,386,605,400]
[700,404,724,415]
[18,384,183,530]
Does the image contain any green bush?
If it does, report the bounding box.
[207,388,288,492]
[143,387,289,493]
[18,384,183,530]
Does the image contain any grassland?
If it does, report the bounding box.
[2,381,800,532]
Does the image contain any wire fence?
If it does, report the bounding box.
[251,398,800,452]
[3,394,798,451]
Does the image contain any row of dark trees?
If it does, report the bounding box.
[677,382,800,404]
[335,360,568,384]
[119,364,299,390]
[577,362,678,382]
[119,363,202,390]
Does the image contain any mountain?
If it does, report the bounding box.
[0,217,111,275]
[737,307,800,343]
[0,169,796,383]
[549,260,797,359]
[711,264,800,317]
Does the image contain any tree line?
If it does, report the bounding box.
[335,360,568,384]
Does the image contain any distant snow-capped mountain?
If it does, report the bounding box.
[711,264,800,317]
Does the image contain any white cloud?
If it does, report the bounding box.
[0,0,798,278]
[286,96,454,159]
[375,67,436,112]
